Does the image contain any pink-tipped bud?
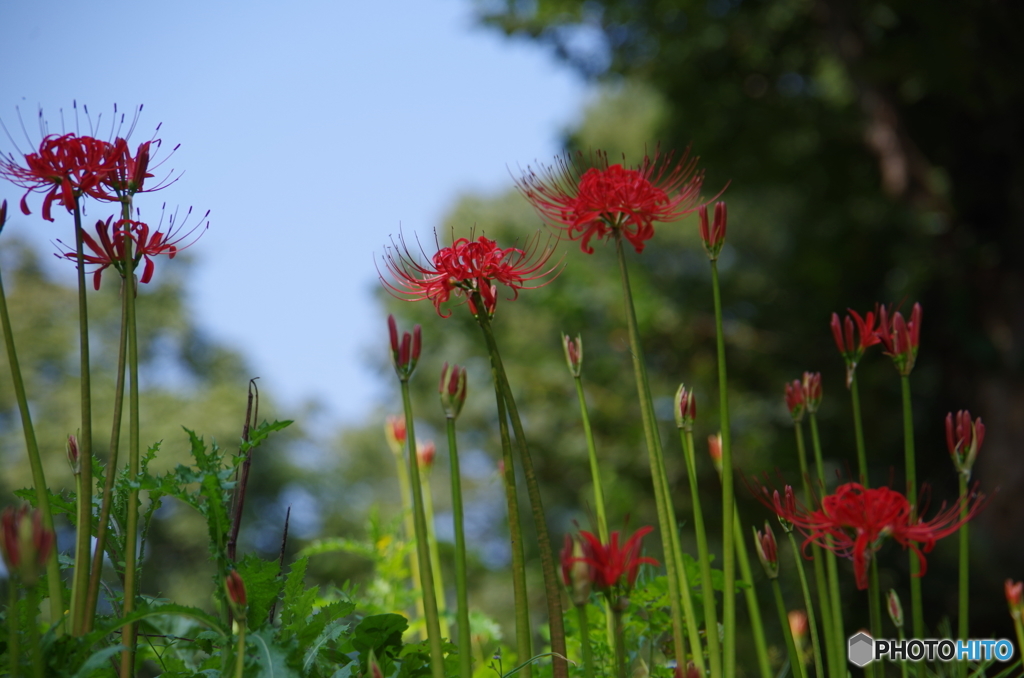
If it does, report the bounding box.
[886,589,904,628]
[877,302,922,376]
[784,379,806,422]
[674,384,697,430]
[753,521,779,579]
[708,433,723,475]
[66,433,81,475]
[946,410,984,478]
[416,441,436,470]
[439,362,468,419]
[802,372,822,413]
[788,610,808,644]
[387,315,400,357]
[561,333,583,378]
[366,648,384,678]
[384,415,406,453]
[699,201,728,260]
[1,505,55,585]
[1006,579,1024,621]
[412,325,422,363]
[388,316,422,380]
[773,487,797,533]
[225,569,247,621]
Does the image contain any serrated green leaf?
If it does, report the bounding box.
[250,627,300,678]
[237,553,283,628]
[72,645,125,678]
[352,613,408,660]
[280,556,310,628]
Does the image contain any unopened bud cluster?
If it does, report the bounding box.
[387,315,421,381]
[439,362,468,419]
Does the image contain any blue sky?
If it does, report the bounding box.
[0,0,589,425]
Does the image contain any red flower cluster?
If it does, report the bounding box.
[877,303,922,376]
[571,526,659,596]
[516,150,705,254]
[830,307,882,387]
[382,233,557,317]
[763,481,982,590]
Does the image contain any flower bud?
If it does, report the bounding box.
[1,505,55,585]
[387,315,422,380]
[225,569,247,622]
[774,487,797,533]
[366,648,384,678]
[1006,579,1023,622]
[699,201,727,260]
[66,433,81,475]
[0,199,7,235]
[946,410,984,479]
[753,521,779,579]
[562,333,583,378]
[802,372,822,414]
[416,441,436,470]
[788,610,808,645]
[708,433,723,475]
[384,415,406,454]
[784,379,805,422]
[439,362,468,419]
[674,384,696,431]
[877,303,922,376]
[886,589,904,628]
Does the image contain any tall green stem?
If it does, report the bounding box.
[957,473,969,678]
[0,265,64,631]
[849,373,869,486]
[420,466,450,640]
[8,576,19,678]
[71,202,94,637]
[390,435,425,629]
[612,237,690,671]
[400,381,445,678]
[786,532,823,678]
[613,608,627,678]
[446,417,472,678]
[234,622,246,678]
[476,308,566,678]
[120,262,141,677]
[493,378,532,676]
[808,413,845,674]
[710,260,737,678]
[680,430,721,678]
[575,604,595,678]
[900,375,923,677]
[729,501,774,678]
[771,578,807,678]
[27,586,41,678]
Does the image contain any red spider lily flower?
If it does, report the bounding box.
[784,379,806,422]
[699,201,728,260]
[0,133,120,221]
[830,308,883,387]
[1006,579,1024,621]
[382,232,558,318]
[877,303,922,376]
[102,136,178,200]
[802,372,822,413]
[439,362,468,419]
[573,526,660,596]
[560,534,592,606]
[946,410,985,478]
[0,504,55,585]
[562,333,583,378]
[753,521,779,579]
[762,481,983,590]
[674,384,697,431]
[387,315,421,380]
[515,149,706,254]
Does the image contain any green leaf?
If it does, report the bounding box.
[72,645,125,678]
[250,627,300,678]
[237,554,284,629]
[352,613,408,660]
[299,537,377,560]
[280,556,314,631]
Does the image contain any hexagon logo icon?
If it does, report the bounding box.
[848,632,875,667]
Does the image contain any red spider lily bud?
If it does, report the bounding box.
[387,315,422,380]
[774,486,797,532]
[832,308,882,387]
[1006,579,1024,621]
[886,589,904,628]
[366,648,384,678]
[560,534,592,607]
[673,384,697,430]
[674,662,701,678]
[877,303,922,376]
[0,199,7,235]
[784,380,806,422]
[0,505,55,585]
[384,415,406,453]
[225,569,247,621]
[788,610,809,645]
[946,410,985,479]
[438,362,468,419]
[753,521,779,579]
[66,433,81,475]
[416,441,436,470]
[561,333,583,378]
[708,433,723,475]
[699,201,727,260]
[802,372,822,413]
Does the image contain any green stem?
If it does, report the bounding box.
[957,472,969,678]
[680,429,721,678]
[899,375,923,674]
[234,623,246,678]
[0,261,64,632]
[787,532,824,678]
[28,585,41,678]
[446,417,473,678]
[849,373,869,486]
[867,562,882,678]
[69,471,84,629]
[401,380,445,678]
[771,578,807,678]
[807,414,844,675]
[476,308,566,678]
[898,627,909,678]
[84,277,129,631]
[730,509,773,678]
[72,201,94,637]
[390,437,425,630]
[9,575,19,678]
[420,466,450,640]
[613,607,626,678]
[825,549,845,678]
[576,604,594,678]
[659,467,702,672]
[120,263,141,677]
[573,376,609,544]
[710,259,737,678]
[492,379,531,677]
[612,236,690,672]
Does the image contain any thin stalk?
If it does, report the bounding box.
[71,201,94,637]
[658,466,702,672]
[771,578,807,678]
[900,375,923,676]
[573,376,609,543]
[390,437,425,629]
[849,373,869,486]
[611,236,689,671]
[0,264,63,631]
[9,576,19,678]
[867,565,882,678]
[69,470,84,629]
[446,417,472,678]
[897,626,909,678]
[120,263,141,678]
[420,465,450,640]
[808,413,845,674]
[84,277,129,631]
[958,472,969,678]
[680,429,721,678]
[710,259,737,678]
[730,502,774,678]
[401,381,445,678]
[613,608,626,678]
[492,379,532,677]
[575,604,595,678]
[476,308,566,678]
[234,622,246,678]
[1012,617,1024,667]
[786,532,824,678]
[27,585,41,678]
